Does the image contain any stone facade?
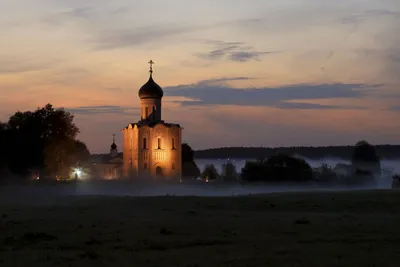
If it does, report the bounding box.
[122,63,182,180]
[92,136,123,180]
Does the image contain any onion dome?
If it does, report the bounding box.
[111,142,117,150]
[138,75,164,99]
[138,60,164,99]
[110,134,117,150]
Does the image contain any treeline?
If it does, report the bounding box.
[194,141,399,188]
[194,145,400,160]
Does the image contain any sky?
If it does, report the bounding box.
[0,0,399,154]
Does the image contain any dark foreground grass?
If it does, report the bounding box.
[0,189,400,267]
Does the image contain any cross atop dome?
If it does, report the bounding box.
[149,60,154,75]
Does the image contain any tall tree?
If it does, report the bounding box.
[181,143,200,179]
[0,104,85,178]
[201,164,220,180]
[351,140,381,175]
[221,162,238,182]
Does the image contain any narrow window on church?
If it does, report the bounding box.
[172,163,175,170]
[153,106,156,120]
[144,163,147,169]
[157,138,161,149]
[172,138,175,149]
[143,138,147,149]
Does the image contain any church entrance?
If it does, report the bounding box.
[155,166,164,177]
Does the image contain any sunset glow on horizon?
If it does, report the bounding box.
[1,0,399,153]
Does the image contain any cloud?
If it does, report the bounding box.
[229,51,273,62]
[42,4,132,28]
[341,9,400,25]
[196,77,256,86]
[93,24,194,50]
[164,80,380,109]
[0,57,60,74]
[66,105,139,115]
[195,40,278,62]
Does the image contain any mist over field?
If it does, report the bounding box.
[0,157,397,202]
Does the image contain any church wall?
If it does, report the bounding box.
[131,125,139,176]
[150,124,169,178]
[122,127,130,177]
[122,125,140,178]
[138,126,151,177]
[149,124,182,179]
[123,124,182,180]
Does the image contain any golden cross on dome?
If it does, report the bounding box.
[148,60,154,74]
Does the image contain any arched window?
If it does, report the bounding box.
[153,106,156,120]
[172,138,175,149]
[157,138,161,149]
[144,163,147,169]
[143,138,147,149]
[172,163,175,170]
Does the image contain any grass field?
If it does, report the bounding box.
[0,188,400,267]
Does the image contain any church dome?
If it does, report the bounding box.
[138,75,164,99]
[111,142,117,150]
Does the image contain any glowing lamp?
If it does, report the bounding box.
[74,168,82,178]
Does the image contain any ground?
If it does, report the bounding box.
[0,187,400,267]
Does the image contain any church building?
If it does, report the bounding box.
[91,134,123,180]
[122,61,182,180]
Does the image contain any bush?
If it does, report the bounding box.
[201,164,220,180]
[221,162,238,182]
[240,160,269,182]
[392,174,400,189]
[265,154,313,182]
[352,141,381,176]
[241,154,313,183]
[313,164,338,185]
[346,169,376,187]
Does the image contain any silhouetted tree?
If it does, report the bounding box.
[0,104,87,179]
[221,162,238,182]
[240,160,269,182]
[181,143,200,179]
[241,154,313,183]
[44,138,90,177]
[182,143,195,162]
[392,174,400,189]
[72,140,91,167]
[265,154,313,182]
[351,140,381,176]
[201,164,220,180]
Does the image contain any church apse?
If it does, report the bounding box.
[122,60,182,180]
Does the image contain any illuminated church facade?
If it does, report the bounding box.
[122,61,182,180]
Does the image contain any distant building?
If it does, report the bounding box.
[122,61,182,180]
[92,135,123,180]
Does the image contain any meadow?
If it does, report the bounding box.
[1,186,399,267]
